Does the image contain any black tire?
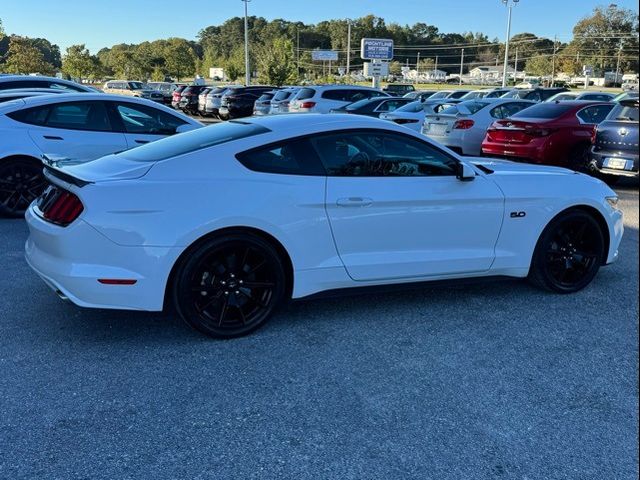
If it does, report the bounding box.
[529,210,605,293]
[0,158,47,218]
[172,234,286,338]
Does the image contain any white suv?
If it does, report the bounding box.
[288,85,387,113]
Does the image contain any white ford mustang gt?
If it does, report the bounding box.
[25,114,624,338]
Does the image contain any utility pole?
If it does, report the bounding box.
[514,47,518,82]
[296,28,300,77]
[550,35,558,87]
[242,0,251,86]
[459,48,464,85]
[346,21,351,77]
[615,41,623,87]
[416,52,420,84]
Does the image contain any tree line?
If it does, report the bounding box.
[0,6,637,86]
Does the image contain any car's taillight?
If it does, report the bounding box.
[300,101,316,109]
[38,186,83,226]
[524,125,556,137]
[453,119,475,130]
[394,118,419,124]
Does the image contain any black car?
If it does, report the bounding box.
[178,85,209,114]
[330,96,413,117]
[589,99,639,184]
[501,87,569,102]
[382,84,416,96]
[218,86,275,120]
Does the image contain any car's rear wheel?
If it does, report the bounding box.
[173,234,286,338]
[529,210,605,293]
[0,158,47,218]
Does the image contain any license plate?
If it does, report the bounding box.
[604,157,632,170]
[428,124,448,135]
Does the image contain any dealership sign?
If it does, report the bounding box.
[360,38,394,60]
[311,50,339,61]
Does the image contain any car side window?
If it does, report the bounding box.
[236,138,325,176]
[577,105,612,124]
[48,82,83,92]
[310,131,458,177]
[112,102,186,134]
[526,91,542,102]
[9,101,112,131]
[45,101,112,131]
[503,102,530,118]
[489,105,507,119]
[376,100,404,112]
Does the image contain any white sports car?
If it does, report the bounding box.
[0,93,201,217]
[25,114,624,338]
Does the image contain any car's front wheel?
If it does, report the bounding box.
[529,209,606,293]
[173,234,287,338]
[0,158,47,218]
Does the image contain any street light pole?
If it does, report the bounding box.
[346,21,351,77]
[501,0,520,88]
[242,0,251,86]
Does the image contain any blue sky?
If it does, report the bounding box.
[2,0,638,53]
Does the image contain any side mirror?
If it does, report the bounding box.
[457,162,476,182]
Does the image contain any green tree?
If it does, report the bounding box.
[256,37,297,86]
[224,46,245,82]
[3,37,55,74]
[525,55,553,76]
[569,4,639,74]
[164,38,196,80]
[62,44,94,80]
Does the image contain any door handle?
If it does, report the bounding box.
[134,139,150,144]
[336,197,373,207]
[43,135,63,140]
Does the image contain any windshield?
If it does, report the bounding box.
[429,91,451,99]
[273,90,294,101]
[128,82,144,90]
[121,122,271,162]
[460,91,486,100]
[501,90,527,99]
[512,103,575,119]
[346,98,381,110]
[295,88,315,100]
[395,101,423,113]
[608,102,639,122]
[445,101,490,115]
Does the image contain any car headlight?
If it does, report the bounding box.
[606,196,620,210]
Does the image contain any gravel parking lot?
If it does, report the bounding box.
[1,180,637,480]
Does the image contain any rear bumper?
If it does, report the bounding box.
[25,206,181,311]
[481,139,548,163]
[589,149,639,178]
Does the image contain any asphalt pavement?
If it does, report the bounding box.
[0,180,638,480]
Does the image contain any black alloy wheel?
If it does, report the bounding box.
[0,159,47,218]
[529,210,605,293]
[173,234,286,338]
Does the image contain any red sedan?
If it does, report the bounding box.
[481,101,614,169]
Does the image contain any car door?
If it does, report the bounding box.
[108,101,188,147]
[312,129,504,281]
[22,100,128,162]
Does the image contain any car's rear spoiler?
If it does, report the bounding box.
[41,156,93,188]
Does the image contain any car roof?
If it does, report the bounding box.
[242,112,413,133]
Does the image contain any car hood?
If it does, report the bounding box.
[469,157,574,176]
